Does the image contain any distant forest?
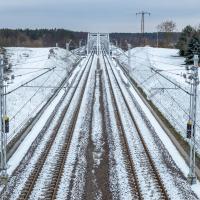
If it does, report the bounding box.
[0,29,87,49]
[0,28,180,49]
[110,32,180,49]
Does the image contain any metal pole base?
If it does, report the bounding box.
[187,174,197,185]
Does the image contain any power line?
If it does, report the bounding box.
[121,58,188,94]
[119,53,190,94]
[11,58,49,67]
[10,70,54,122]
[117,49,185,68]
[6,67,56,95]
[146,51,183,60]
[11,67,51,70]
[18,85,67,89]
[14,68,51,78]
[135,54,184,68]
[136,11,151,34]
[148,67,190,95]
[8,53,48,62]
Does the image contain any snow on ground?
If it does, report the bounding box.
[114,46,200,154]
[101,56,134,199]
[8,89,65,176]
[5,47,78,141]
[56,55,97,200]
[106,55,197,199]
[113,46,200,198]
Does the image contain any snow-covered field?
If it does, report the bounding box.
[5,47,78,141]
[114,46,200,154]
[1,48,199,199]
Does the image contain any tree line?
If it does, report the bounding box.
[0,29,87,49]
[176,25,200,64]
[0,26,199,64]
[0,28,181,50]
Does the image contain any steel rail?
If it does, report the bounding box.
[103,51,169,199]
[5,59,82,162]
[102,52,142,199]
[17,53,95,200]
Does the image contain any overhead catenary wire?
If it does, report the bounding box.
[19,85,67,89]
[8,53,48,62]
[132,56,191,95]
[121,57,190,94]
[9,70,54,122]
[126,53,200,148]
[117,48,185,68]
[155,73,190,116]
[14,68,51,78]
[150,67,191,95]
[8,93,50,140]
[10,53,76,69]
[146,51,183,59]
[140,73,157,86]
[8,71,58,141]
[11,58,49,67]
[117,47,200,155]
[13,67,51,70]
[139,60,200,147]
[132,64,190,118]
[5,67,56,95]
[134,54,185,68]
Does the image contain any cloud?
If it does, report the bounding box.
[0,0,199,32]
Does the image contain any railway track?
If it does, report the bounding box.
[1,49,197,200]
[40,54,96,200]
[6,58,82,161]
[60,56,97,200]
[102,51,169,199]
[1,52,95,199]
[17,53,95,200]
[116,58,200,182]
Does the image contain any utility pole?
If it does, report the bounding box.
[187,55,199,184]
[115,40,118,47]
[108,34,110,56]
[136,11,150,45]
[0,55,8,184]
[128,43,132,73]
[79,39,82,48]
[66,40,72,51]
[97,33,101,56]
[157,31,159,47]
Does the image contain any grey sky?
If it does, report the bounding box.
[0,0,199,32]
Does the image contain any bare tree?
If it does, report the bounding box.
[157,20,176,47]
[157,20,176,32]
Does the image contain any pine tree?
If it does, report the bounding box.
[185,33,200,64]
[176,25,195,56]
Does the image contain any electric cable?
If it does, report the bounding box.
[8,53,48,62]
[10,70,54,122]
[14,68,51,78]
[11,58,49,67]
[6,67,56,95]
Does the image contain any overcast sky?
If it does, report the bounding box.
[0,0,199,33]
